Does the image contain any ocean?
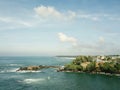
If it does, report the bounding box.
[0,56,120,90]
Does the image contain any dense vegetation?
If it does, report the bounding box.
[62,55,120,74]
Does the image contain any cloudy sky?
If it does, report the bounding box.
[0,0,120,56]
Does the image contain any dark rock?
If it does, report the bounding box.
[17,65,60,71]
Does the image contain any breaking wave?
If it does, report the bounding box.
[20,78,45,84]
[7,64,23,66]
[17,70,42,73]
[0,68,42,73]
[0,68,19,73]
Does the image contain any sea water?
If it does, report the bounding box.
[0,56,120,90]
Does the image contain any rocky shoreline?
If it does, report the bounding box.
[57,68,120,76]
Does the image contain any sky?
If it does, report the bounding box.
[0,0,120,56]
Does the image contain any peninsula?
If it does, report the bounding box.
[57,55,120,76]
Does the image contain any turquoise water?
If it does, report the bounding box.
[0,57,120,90]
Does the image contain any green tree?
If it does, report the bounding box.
[87,56,93,62]
[99,62,117,74]
[116,58,120,63]
[72,56,93,65]
[64,64,83,71]
[106,56,112,61]
[114,63,120,73]
[85,61,96,72]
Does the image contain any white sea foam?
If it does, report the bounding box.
[22,78,45,84]
[47,76,51,80]
[7,64,22,66]
[0,70,5,73]
[0,68,42,73]
[0,68,19,73]
[17,70,41,73]
[7,68,19,72]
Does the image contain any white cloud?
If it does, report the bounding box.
[34,6,77,21]
[34,5,120,22]
[58,33,119,55]
[34,6,104,22]
[71,41,120,55]
[34,6,100,21]
[0,16,32,27]
[99,37,105,43]
[109,17,120,21]
[58,32,77,46]
[34,6,62,18]
[77,14,100,21]
[0,17,12,22]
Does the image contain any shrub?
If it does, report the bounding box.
[85,61,96,72]
[99,62,117,74]
[64,64,83,71]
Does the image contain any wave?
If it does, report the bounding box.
[20,78,45,84]
[7,64,23,66]
[0,68,19,73]
[0,68,42,73]
[18,76,51,84]
[16,70,42,73]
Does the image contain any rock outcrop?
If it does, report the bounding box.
[17,65,60,71]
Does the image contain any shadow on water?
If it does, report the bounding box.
[57,72,120,90]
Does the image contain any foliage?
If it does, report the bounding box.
[63,55,120,74]
[64,64,83,71]
[114,63,120,71]
[85,61,96,72]
[116,58,120,63]
[72,56,93,65]
[99,62,117,74]
[106,56,112,61]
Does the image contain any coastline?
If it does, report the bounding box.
[56,55,120,77]
[57,69,120,76]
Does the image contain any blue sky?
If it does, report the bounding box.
[0,0,120,56]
